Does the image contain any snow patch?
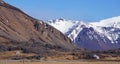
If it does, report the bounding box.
[90,16,120,44]
[48,19,78,33]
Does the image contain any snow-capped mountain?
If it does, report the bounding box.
[48,16,120,51]
[48,18,79,33]
[91,16,120,28]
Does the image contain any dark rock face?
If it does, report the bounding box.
[75,27,120,51]
[0,2,76,54]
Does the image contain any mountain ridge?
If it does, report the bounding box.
[48,16,120,51]
[0,1,77,55]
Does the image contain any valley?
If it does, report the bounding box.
[0,0,120,63]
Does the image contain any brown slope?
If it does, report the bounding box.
[0,1,76,54]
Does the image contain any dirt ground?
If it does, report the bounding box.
[0,60,120,64]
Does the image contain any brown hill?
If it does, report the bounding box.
[0,1,76,56]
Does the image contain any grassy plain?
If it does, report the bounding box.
[0,60,120,64]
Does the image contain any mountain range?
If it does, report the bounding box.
[48,16,120,51]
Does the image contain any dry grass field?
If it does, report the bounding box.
[0,60,120,64]
[0,62,120,64]
[0,51,120,64]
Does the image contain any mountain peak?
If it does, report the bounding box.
[91,16,120,28]
[48,19,79,33]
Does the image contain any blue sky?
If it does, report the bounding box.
[4,0,120,22]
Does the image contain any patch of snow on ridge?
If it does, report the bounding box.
[68,21,88,42]
[90,16,120,44]
[48,19,79,33]
[90,24,118,44]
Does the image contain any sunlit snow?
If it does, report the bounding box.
[48,16,120,44]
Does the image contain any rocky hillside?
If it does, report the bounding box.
[0,1,76,55]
